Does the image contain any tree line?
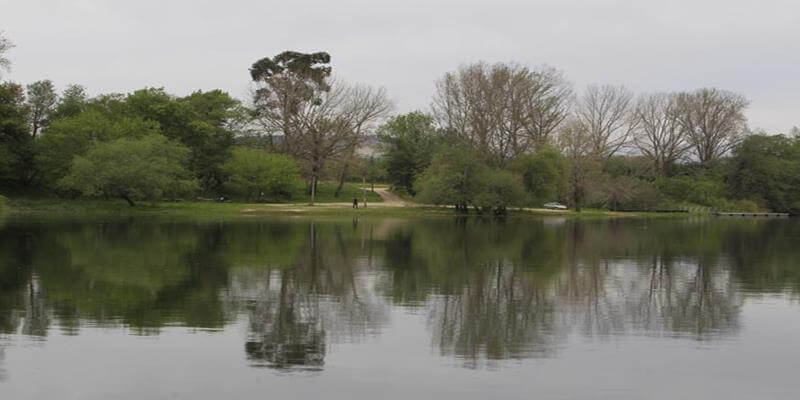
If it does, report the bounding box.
[1,31,799,212]
[382,63,799,214]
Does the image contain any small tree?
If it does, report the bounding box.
[26,80,58,138]
[728,134,800,213]
[414,145,485,213]
[378,111,439,194]
[61,135,198,206]
[0,82,34,188]
[51,84,88,120]
[514,146,567,206]
[35,110,160,186]
[223,148,303,201]
[473,168,525,215]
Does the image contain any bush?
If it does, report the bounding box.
[727,134,800,213]
[35,111,161,187]
[656,176,728,207]
[415,145,524,215]
[514,147,567,206]
[473,169,525,215]
[414,145,484,212]
[60,135,199,206]
[223,148,303,201]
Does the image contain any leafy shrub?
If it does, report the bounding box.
[60,135,199,206]
[223,148,303,201]
[514,147,567,206]
[415,145,484,212]
[656,176,728,207]
[416,145,524,215]
[473,168,525,215]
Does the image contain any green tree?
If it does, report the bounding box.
[51,84,88,120]
[60,135,198,206]
[415,145,486,213]
[223,148,303,201]
[249,51,332,152]
[0,82,34,189]
[473,168,525,215]
[123,88,241,193]
[514,146,567,206]
[728,134,800,213]
[25,80,58,138]
[378,112,439,194]
[35,110,160,187]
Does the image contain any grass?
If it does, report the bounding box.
[227,181,383,204]
[2,182,690,220]
[298,181,383,203]
[4,195,692,221]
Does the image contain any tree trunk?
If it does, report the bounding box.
[334,163,349,198]
[310,176,317,206]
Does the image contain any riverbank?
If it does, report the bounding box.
[3,197,692,220]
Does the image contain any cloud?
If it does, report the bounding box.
[2,0,798,132]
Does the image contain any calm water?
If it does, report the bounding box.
[1,215,799,399]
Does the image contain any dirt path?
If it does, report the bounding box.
[371,187,408,206]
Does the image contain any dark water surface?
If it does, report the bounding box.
[1,215,799,399]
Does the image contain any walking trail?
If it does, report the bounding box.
[371,186,408,206]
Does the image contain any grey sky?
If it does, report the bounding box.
[1,0,798,132]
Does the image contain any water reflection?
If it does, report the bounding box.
[0,217,798,372]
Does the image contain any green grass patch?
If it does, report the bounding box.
[298,181,382,203]
[3,197,692,221]
[224,181,383,204]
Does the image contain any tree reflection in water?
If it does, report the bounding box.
[235,221,389,371]
[0,217,798,372]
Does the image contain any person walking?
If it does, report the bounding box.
[352,198,359,209]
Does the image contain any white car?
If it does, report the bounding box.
[543,202,568,210]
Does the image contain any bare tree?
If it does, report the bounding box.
[432,62,572,166]
[575,85,638,159]
[633,92,690,175]
[286,80,392,204]
[523,67,574,149]
[26,80,59,138]
[676,88,749,165]
[0,31,13,78]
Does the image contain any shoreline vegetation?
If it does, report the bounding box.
[2,38,800,216]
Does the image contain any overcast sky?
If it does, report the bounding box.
[1,0,798,132]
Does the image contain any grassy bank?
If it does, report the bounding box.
[4,196,692,220]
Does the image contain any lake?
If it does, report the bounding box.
[1,215,799,399]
